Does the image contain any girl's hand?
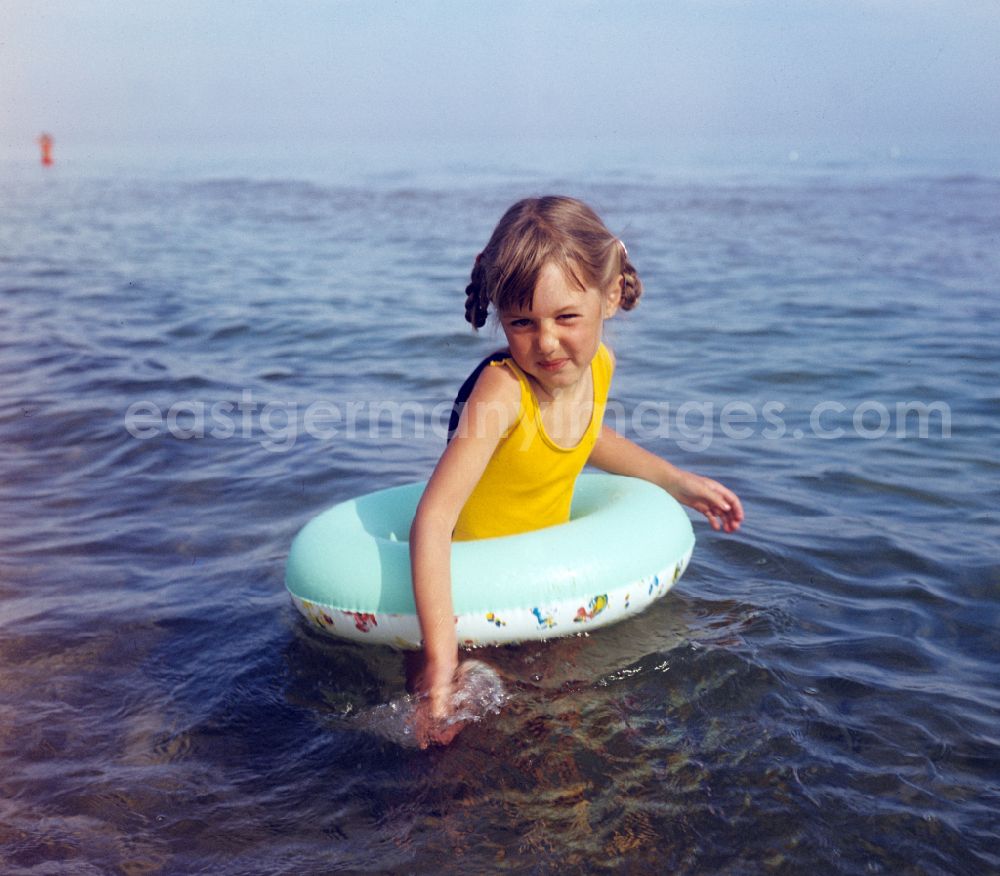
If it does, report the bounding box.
[670,470,744,533]
[411,655,465,748]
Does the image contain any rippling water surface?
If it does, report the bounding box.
[1,146,998,874]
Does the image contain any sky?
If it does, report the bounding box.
[2,0,999,156]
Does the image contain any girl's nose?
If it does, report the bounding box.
[537,323,559,354]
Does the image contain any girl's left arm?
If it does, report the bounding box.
[588,425,744,533]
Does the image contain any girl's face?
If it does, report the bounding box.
[498,261,620,399]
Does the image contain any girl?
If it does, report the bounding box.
[410,196,743,738]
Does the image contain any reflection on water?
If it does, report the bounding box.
[1,155,998,873]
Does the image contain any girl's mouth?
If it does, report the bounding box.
[539,359,568,372]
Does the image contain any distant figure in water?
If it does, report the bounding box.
[38,133,54,166]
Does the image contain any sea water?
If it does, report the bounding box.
[1,140,997,873]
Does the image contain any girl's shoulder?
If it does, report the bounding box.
[450,361,521,445]
[471,357,522,404]
[448,350,520,444]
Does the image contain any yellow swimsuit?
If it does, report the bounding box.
[452,343,613,541]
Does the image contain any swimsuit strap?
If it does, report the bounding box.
[446,350,511,443]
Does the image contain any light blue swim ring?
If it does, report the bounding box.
[285,473,695,648]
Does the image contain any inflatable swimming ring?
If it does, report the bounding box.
[285,473,694,648]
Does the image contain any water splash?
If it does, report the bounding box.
[355,660,506,748]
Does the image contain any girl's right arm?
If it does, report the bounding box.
[588,425,743,533]
[409,365,520,719]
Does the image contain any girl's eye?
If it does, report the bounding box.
[558,313,580,321]
[508,318,532,328]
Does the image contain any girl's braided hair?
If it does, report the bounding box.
[464,196,642,330]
